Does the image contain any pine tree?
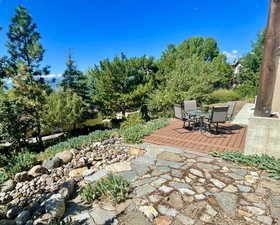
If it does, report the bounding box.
[6,5,50,146]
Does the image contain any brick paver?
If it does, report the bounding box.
[144,119,247,153]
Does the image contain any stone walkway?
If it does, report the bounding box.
[66,143,280,225]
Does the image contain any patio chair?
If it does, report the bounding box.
[183,100,197,112]
[174,104,193,129]
[204,106,229,133]
[226,101,236,121]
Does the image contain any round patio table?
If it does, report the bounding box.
[187,109,210,132]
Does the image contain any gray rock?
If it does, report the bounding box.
[14,171,32,182]
[214,192,237,217]
[0,219,16,225]
[42,157,62,169]
[44,194,65,220]
[55,151,73,164]
[0,180,15,192]
[118,170,138,181]
[59,179,75,200]
[6,206,22,219]
[89,207,117,224]
[134,184,156,197]
[157,205,177,217]
[156,160,183,169]
[28,165,49,177]
[15,210,31,225]
[256,215,273,225]
[25,220,33,225]
[119,210,152,225]
[210,178,226,188]
[189,168,204,177]
[84,168,108,183]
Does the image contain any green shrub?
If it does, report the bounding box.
[80,174,131,203]
[120,118,169,143]
[208,89,241,104]
[120,113,145,129]
[0,171,8,183]
[212,152,280,179]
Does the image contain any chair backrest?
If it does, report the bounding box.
[209,106,229,123]
[174,104,183,120]
[184,100,197,112]
[226,101,236,120]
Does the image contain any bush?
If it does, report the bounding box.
[0,151,37,183]
[120,118,169,143]
[120,113,144,129]
[208,89,241,104]
[212,152,280,179]
[80,174,131,203]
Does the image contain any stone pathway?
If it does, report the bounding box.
[66,143,280,225]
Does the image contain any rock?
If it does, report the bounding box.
[69,167,90,178]
[175,214,195,225]
[154,215,172,225]
[210,178,226,188]
[33,213,52,225]
[237,185,251,192]
[139,206,158,220]
[256,215,273,225]
[129,147,145,156]
[44,194,65,220]
[55,151,73,164]
[0,219,16,225]
[106,161,132,173]
[245,206,264,216]
[189,169,204,178]
[42,157,62,169]
[15,210,31,225]
[14,171,32,182]
[0,180,15,192]
[6,206,22,219]
[119,210,152,225]
[157,205,177,217]
[28,165,49,177]
[157,152,184,162]
[59,179,75,200]
[159,185,173,193]
[134,184,156,197]
[89,207,117,225]
[214,192,237,217]
[25,220,33,225]
[167,192,184,209]
[84,168,108,183]
[223,185,238,193]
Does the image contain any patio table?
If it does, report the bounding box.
[186,109,210,132]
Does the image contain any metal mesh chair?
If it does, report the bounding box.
[205,106,229,133]
[183,100,197,112]
[226,101,236,121]
[174,104,193,129]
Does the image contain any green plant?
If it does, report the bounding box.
[120,113,145,129]
[212,152,280,179]
[120,118,169,143]
[0,171,8,183]
[80,174,131,203]
[208,89,241,104]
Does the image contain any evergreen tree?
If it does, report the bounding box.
[6,5,50,146]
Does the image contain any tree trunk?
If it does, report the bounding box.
[255,0,280,117]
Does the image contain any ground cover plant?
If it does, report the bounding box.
[80,174,131,203]
[212,151,280,179]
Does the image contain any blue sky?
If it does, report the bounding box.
[0,0,269,77]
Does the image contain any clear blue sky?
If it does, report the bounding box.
[0,0,269,76]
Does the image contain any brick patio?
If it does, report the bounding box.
[144,119,247,154]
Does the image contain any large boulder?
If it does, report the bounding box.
[42,157,62,169]
[59,180,75,200]
[43,194,65,220]
[55,151,73,164]
[68,167,92,178]
[15,210,31,225]
[6,206,22,219]
[28,165,49,177]
[14,171,32,182]
[0,179,15,192]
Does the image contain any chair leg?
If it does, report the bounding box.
[216,122,218,134]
